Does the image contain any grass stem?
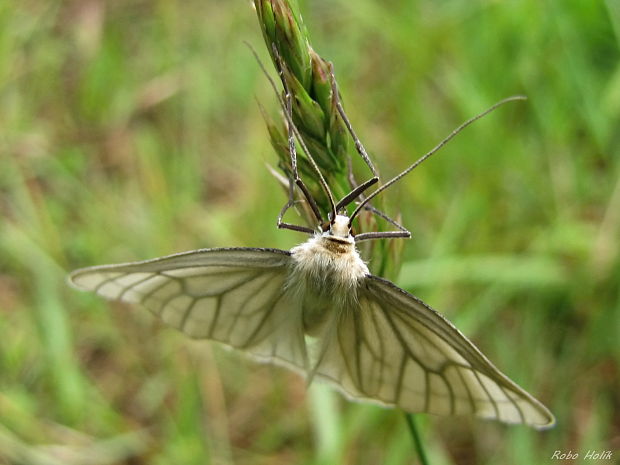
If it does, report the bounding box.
[404,413,430,465]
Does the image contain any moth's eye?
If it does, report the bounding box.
[321,221,330,232]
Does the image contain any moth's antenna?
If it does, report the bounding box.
[246,42,337,223]
[349,96,527,225]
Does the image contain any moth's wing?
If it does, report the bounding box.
[313,275,555,429]
[69,247,308,370]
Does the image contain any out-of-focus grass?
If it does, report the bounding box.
[0,1,618,464]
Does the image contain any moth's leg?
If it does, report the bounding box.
[293,177,323,225]
[363,204,409,232]
[273,104,313,232]
[278,220,316,235]
[247,42,325,230]
[335,176,378,212]
[346,156,358,193]
[275,182,321,233]
[328,63,378,177]
[282,86,324,224]
[281,111,336,222]
[354,230,411,241]
[342,158,409,237]
[276,176,316,234]
[271,44,337,221]
[353,205,411,241]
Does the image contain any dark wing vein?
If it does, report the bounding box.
[308,274,554,429]
[69,248,309,369]
[362,275,555,428]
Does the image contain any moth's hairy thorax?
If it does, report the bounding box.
[287,231,369,333]
[290,234,369,291]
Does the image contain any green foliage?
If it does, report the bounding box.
[255,0,404,278]
[255,0,351,216]
[1,1,618,464]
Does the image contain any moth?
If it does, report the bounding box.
[69,64,554,429]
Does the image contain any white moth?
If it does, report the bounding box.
[69,90,555,429]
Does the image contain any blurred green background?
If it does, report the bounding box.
[1,0,619,464]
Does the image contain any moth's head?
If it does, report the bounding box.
[324,214,352,239]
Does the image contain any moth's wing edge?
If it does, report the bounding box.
[362,274,556,429]
[68,247,309,370]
